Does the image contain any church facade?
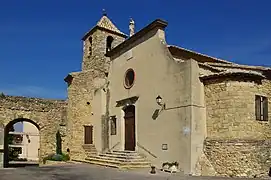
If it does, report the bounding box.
[64,13,271,177]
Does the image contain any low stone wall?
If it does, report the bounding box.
[204,138,271,178]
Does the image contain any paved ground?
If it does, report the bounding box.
[0,163,264,180]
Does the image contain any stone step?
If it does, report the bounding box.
[105,151,139,156]
[84,151,151,169]
[99,153,142,159]
[112,150,137,153]
[87,155,147,162]
[84,157,150,169]
[86,151,98,155]
[86,156,150,165]
[85,157,122,165]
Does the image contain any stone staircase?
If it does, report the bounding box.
[84,150,151,169]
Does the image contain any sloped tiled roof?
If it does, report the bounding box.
[199,62,269,81]
[106,19,168,57]
[168,44,270,81]
[82,15,127,40]
[168,45,234,64]
[198,62,223,73]
[200,70,265,81]
[96,15,125,35]
[205,62,271,71]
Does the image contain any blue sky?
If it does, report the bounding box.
[0,0,271,99]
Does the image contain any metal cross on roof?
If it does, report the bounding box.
[102,9,107,16]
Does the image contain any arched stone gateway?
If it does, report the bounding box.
[4,118,40,167]
[0,95,67,168]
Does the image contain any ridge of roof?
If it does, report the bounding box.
[200,70,265,81]
[198,62,223,72]
[82,15,127,40]
[205,62,271,71]
[168,45,233,64]
[0,94,66,102]
[106,19,168,57]
[96,15,124,35]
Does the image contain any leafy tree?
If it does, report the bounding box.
[7,125,19,161]
[0,92,5,97]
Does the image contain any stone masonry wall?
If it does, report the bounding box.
[66,69,106,160]
[82,29,125,72]
[0,94,67,162]
[205,78,271,139]
[204,138,271,178]
[68,27,124,160]
[203,77,271,177]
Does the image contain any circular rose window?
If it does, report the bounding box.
[124,68,135,89]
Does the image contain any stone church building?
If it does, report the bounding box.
[63,13,270,177]
[0,12,270,178]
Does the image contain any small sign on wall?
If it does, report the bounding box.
[125,50,133,60]
[162,144,168,150]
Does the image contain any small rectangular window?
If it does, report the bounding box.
[84,125,93,144]
[255,95,268,121]
[110,116,117,135]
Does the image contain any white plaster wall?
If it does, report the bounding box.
[92,84,107,152]
[107,27,197,172]
[22,122,39,161]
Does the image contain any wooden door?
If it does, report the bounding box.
[124,106,135,151]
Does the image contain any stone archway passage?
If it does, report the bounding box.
[0,95,67,168]
[124,105,135,151]
[4,118,40,168]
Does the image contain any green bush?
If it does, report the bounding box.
[0,92,5,98]
[62,153,70,161]
[52,154,62,161]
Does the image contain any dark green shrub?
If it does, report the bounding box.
[0,92,5,98]
[61,153,70,161]
[52,154,62,161]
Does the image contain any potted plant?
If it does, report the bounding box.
[169,161,179,173]
[150,165,156,174]
[162,162,170,171]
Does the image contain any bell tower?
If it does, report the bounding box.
[81,11,127,75]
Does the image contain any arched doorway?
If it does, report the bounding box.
[106,36,114,53]
[4,118,40,168]
[124,105,135,151]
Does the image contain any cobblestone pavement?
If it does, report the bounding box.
[0,163,262,180]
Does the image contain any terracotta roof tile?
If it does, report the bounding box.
[82,15,127,40]
[168,45,234,64]
[200,69,265,80]
[96,15,125,35]
[205,62,271,71]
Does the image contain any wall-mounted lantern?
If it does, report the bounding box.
[156,95,166,110]
[124,99,132,107]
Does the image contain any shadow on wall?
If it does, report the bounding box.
[56,131,62,155]
[3,118,40,168]
[152,109,160,120]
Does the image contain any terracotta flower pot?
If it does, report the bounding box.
[150,166,156,174]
